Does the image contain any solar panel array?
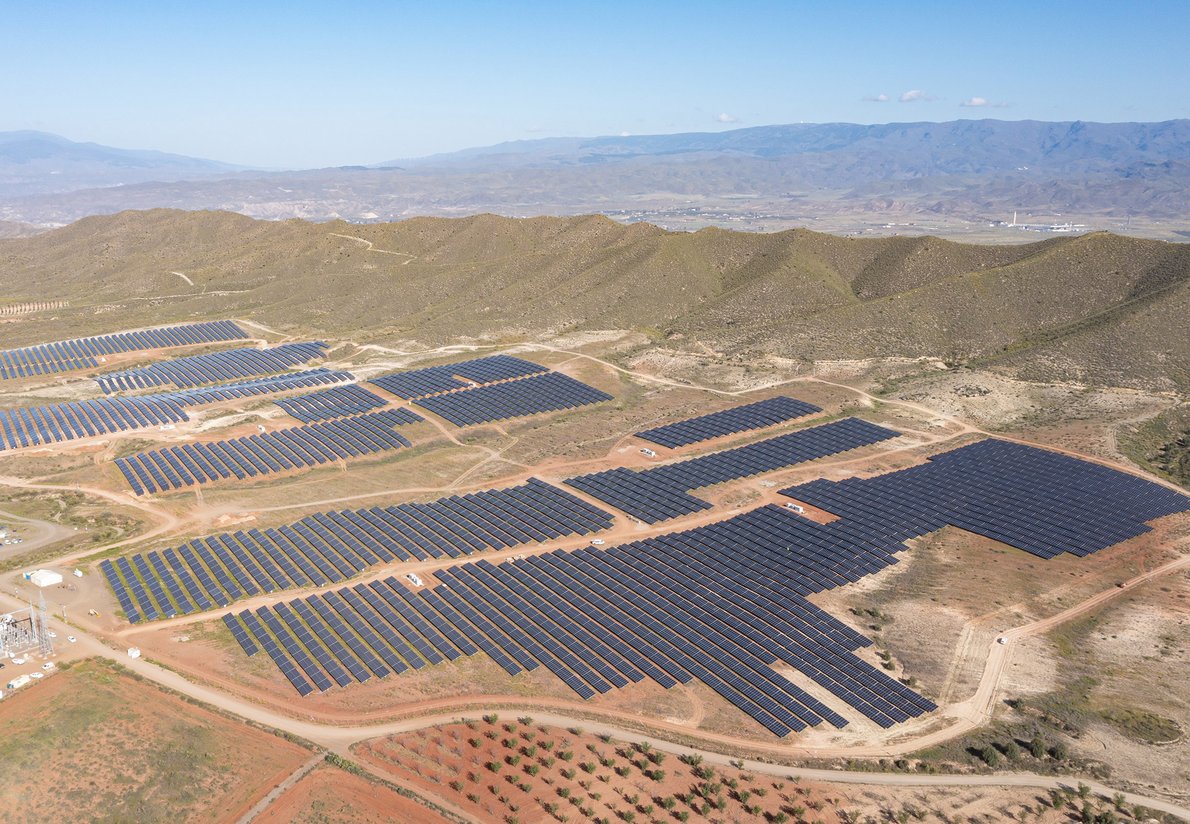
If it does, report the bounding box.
[157,368,354,408]
[0,395,188,450]
[0,369,353,452]
[276,383,389,422]
[116,407,421,495]
[0,320,248,380]
[101,478,614,619]
[567,417,900,523]
[369,354,548,399]
[96,341,329,393]
[228,503,936,733]
[414,371,612,426]
[232,441,1187,729]
[636,396,823,449]
[783,438,1190,560]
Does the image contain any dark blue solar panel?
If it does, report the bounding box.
[95,341,328,393]
[117,407,419,495]
[369,354,548,399]
[277,383,389,422]
[0,320,247,382]
[636,396,822,448]
[567,417,899,523]
[414,371,611,426]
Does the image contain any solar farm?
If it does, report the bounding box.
[3,316,1188,762]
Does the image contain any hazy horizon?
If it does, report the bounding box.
[3,1,1188,168]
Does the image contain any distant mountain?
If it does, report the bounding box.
[1,121,1188,238]
[0,131,244,197]
[385,119,1190,177]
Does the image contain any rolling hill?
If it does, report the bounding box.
[0,209,1186,392]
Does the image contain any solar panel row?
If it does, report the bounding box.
[231,576,507,695]
[96,341,329,393]
[0,320,248,381]
[229,506,933,734]
[635,395,823,449]
[369,354,548,399]
[0,395,187,451]
[155,368,354,409]
[783,438,1190,560]
[567,417,900,523]
[414,371,613,426]
[102,478,615,616]
[116,407,421,495]
[276,383,388,422]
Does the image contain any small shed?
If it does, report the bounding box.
[28,569,63,588]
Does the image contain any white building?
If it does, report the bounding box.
[28,569,63,588]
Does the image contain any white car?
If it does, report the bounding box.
[41,662,54,670]
[30,671,43,679]
[67,636,77,643]
[11,657,26,665]
[47,631,56,638]
[590,539,606,546]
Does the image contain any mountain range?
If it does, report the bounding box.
[1,121,1188,237]
[0,130,240,197]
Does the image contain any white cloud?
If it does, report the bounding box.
[862,93,890,103]
[899,89,936,103]
[960,96,1011,108]
[715,112,738,123]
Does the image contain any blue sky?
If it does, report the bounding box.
[2,1,1187,168]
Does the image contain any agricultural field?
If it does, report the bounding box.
[0,659,312,823]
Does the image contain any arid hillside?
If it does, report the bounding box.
[1,209,1187,391]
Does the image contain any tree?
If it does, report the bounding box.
[1028,735,1047,759]
[978,745,1000,768]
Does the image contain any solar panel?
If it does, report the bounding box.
[95,341,329,394]
[567,417,899,523]
[636,396,823,448]
[0,321,248,381]
[117,407,420,495]
[277,383,390,422]
[414,371,612,426]
[369,354,548,399]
